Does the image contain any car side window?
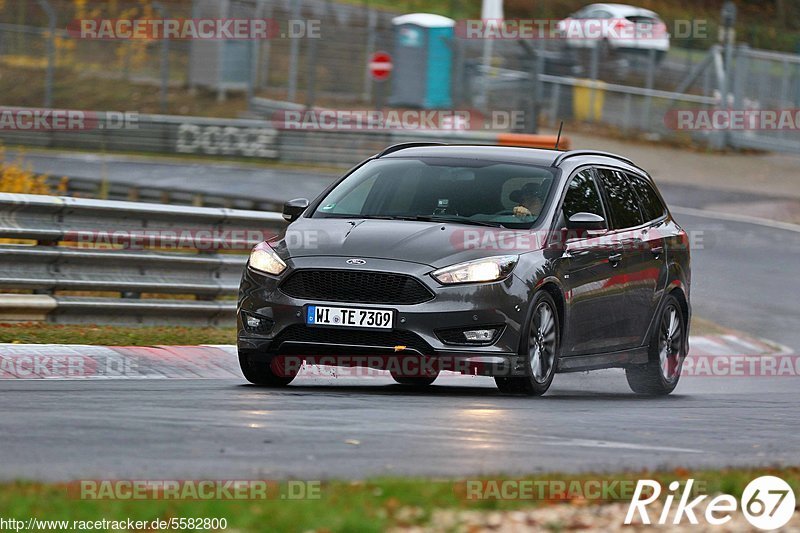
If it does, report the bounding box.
[596,168,644,230]
[627,173,666,223]
[562,169,606,222]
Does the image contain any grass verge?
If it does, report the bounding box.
[0,467,797,532]
[0,323,235,346]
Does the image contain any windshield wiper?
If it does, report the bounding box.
[393,215,505,228]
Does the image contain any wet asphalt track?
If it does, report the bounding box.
[1,371,798,481]
[1,156,799,481]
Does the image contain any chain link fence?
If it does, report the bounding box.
[1,0,799,152]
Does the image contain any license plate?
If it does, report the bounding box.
[306,305,394,329]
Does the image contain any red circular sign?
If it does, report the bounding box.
[369,51,393,81]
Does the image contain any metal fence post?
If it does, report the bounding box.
[642,48,656,131]
[287,0,302,102]
[710,45,726,150]
[259,0,274,90]
[153,2,170,114]
[732,43,749,110]
[248,0,266,107]
[549,82,560,128]
[718,1,737,149]
[362,8,377,103]
[36,0,55,108]
[217,0,230,102]
[588,45,599,124]
[622,92,632,134]
[305,0,327,109]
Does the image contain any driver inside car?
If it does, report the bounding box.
[511,182,545,218]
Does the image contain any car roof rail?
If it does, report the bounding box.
[551,150,635,168]
[376,142,447,157]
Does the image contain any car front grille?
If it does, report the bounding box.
[279,269,434,305]
[270,324,433,355]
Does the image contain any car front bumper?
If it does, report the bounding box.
[237,257,532,376]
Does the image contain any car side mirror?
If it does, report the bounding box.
[282,198,309,222]
[566,212,606,232]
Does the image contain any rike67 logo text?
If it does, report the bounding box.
[625,476,796,530]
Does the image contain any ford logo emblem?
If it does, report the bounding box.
[346,258,367,265]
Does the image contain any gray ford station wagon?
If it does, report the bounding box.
[237,144,691,396]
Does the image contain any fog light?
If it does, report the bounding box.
[463,329,498,342]
[242,312,273,334]
[435,325,505,346]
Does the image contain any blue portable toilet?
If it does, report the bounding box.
[390,14,454,109]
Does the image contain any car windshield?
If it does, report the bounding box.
[312,157,557,229]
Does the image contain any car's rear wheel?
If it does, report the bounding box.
[390,371,439,386]
[239,352,297,387]
[626,294,685,395]
[495,291,559,396]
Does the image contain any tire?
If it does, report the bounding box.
[239,352,297,387]
[626,294,685,395]
[495,291,560,396]
[390,371,439,386]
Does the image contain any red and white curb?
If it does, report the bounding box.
[0,344,241,379]
[0,334,793,380]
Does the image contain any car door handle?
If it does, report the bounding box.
[608,253,622,266]
[651,246,664,257]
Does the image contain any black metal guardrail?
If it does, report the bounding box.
[0,192,285,326]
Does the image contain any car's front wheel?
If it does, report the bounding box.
[239,352,297,387]
[625,294,685,395]
[495,291,560,396]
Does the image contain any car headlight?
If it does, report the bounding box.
[248,242,287,276]
[431,255,518,285]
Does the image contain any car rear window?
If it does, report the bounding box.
[628,173,666,223]
[596,168,644,229]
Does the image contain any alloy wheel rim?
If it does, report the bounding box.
[659,304,682,382]
[529,301,557,383]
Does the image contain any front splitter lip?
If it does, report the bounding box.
[236,344,526,377]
